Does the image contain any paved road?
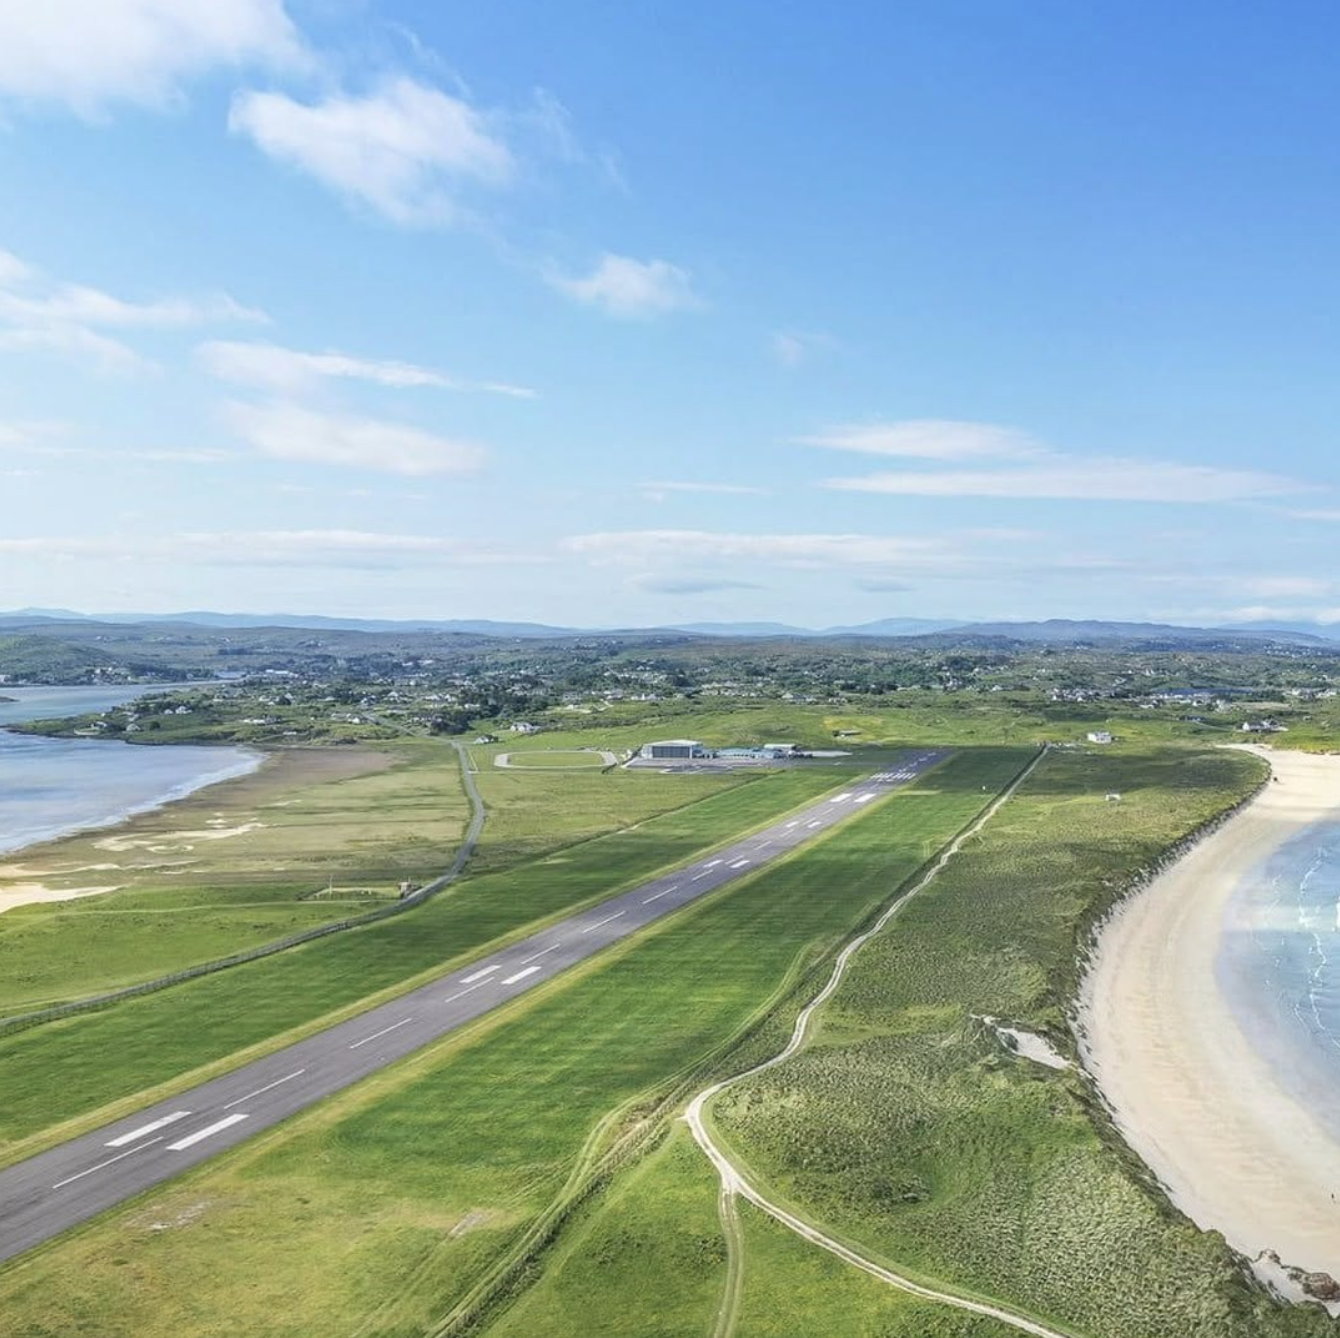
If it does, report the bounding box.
[0,750,945,1265]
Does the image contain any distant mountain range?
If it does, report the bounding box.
[3,609,1338,646]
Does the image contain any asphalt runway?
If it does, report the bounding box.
[0,749,946,1265]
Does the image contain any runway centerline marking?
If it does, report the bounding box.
[222,1069,306,1111]
[729,858,751,869]
[167,1114,248,1152]
[441,981,486,1005]
[520,943,561,965]
[581,910,626,934]
[643,886,676,904]
[461,965,500,984]
[105,1111,191,1148]
[54,1137,166,1189]
[501,966,541,985]
[349,1017,414,1050]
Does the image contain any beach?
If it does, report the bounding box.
[1080,745,1340,1297]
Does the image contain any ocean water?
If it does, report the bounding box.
[1218,821,1340,1140]
[0,685,260,858]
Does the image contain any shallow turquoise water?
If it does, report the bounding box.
[1219,819,1340,1141]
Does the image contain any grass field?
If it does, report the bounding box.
[0,768,845,1160]
[498,749,610,769]
[466,763,744,875]
[0,742,468,1012]
[703,745,1335,1338]
[0,750,1032,1338]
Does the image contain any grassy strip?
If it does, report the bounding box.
[712,745,1336,1338]
[0,750,1029,1338]
[0,769,840,1160]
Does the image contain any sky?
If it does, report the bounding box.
[3,1,1340,629]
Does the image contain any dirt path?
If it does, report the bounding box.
[685,747,1074,1338]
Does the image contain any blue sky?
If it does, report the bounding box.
[2,1,1340,628]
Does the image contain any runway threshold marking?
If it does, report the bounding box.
[462,965,501,984]
[54,1136,167,1189]
[222,1069,305,1111]
[105,1111,191,1148]
[520,943,561,965]
[167,1114,248,1151]
[501,966,541,985]
[581,910,626,934]
[349,1017,414,1050]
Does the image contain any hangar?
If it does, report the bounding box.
[640,739,711,760]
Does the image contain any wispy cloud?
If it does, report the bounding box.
[229,77,514,227]
[0,529,528,569]
[632,574,763,595]
[0,0,304,118]
[804,417,1307,504]
[549,254,700,318]
[639,480,767,501]
[225,400,487,476]
[800,418,1042,460]
[770,329,834,369]
[823,458,1303,503]
[564,529,943,568]
[198,340,536,398]
[0,248,265,373]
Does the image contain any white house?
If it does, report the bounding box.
[1087,731,1114,744]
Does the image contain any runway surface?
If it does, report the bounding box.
[0,749,945,1265]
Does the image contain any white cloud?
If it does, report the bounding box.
[824,458,1303,503]
[0,248,265,373]
[640,480,767,501]
[805,417,1308,504]
[198,340,535,398]
[550,254,699,317]
[770,330,833,369]
[632,574,763,595]
[0,0,303,118]
[0,529,527,569]
[1284,508,1340,522]
[229,77,514,226]
[800,419,1042,460]
[564,529,942,568]
[225,400,487,476]
[1241,576,1335,599]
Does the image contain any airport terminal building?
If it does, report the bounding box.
[640,739,711,760]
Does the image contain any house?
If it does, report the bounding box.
[1086,731,1114,744]
[510,722,542,735]
[474,734,499,745]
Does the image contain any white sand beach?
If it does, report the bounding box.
[1080,746,1340,1292]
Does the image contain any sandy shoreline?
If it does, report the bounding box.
[1079,745,1340,1295]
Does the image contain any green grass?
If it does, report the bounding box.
[466,763,745,875]
[732,1199,1017,1337]
[0,768,844,1159]
[0,750,1030,1338]
[710,745,1334,1338]
[498,749,609,769]
[0,741,468,1012]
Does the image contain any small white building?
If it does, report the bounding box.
[510,722,541,735]
[1087,731,1114,744]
